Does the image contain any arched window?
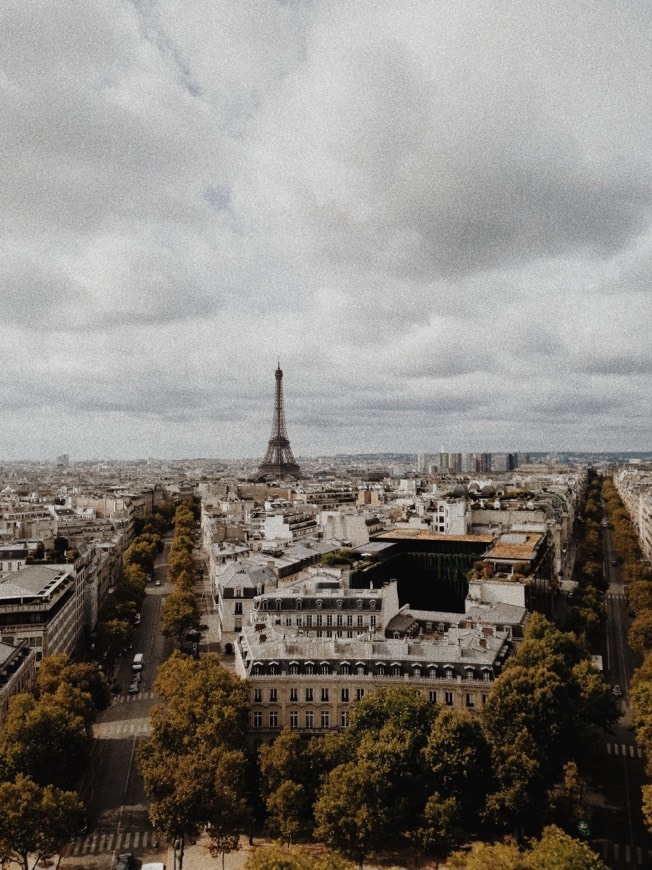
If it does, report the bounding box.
[296,600,302,610]
[261,601,268,610]
[316,599,323,609]
[336,599,343,609]
[357,600,363,610]
[275,599,282,611]
[370,600,376,610]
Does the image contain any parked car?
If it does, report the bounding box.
[134,613,141,625]
[115,854,135,870]
[155,578,161,586]
[612,684,622,697]
[129,681,140,694]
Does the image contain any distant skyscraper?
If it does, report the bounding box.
[256,364,301,481]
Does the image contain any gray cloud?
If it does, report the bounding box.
[0,0,651,457]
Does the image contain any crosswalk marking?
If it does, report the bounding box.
[70,828,157,856]
[605,742,643,759]
[111,690,156,704]
[599,842,651,866]
[93,718,151,738]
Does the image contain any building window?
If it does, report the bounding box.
[321,688,329,702]
[234,618,242,630]
[316,630,323,638]
[321,710,330,729]
[289,663,299,675]
[269,664,279,676]
[377,664,385,676]
[326,614,333,627]
[428,667,437,679]
[445,692,453,706]
[253,712,262,728]
[305,710,314,728]
[234,602,243,615]
[341,688,349,702]
[429,691,437,703]
[356,665,365,676]
[341,663,350,675]
[306,615,313,628]
[305,663,314,675]
[321,664,329,675]
[296,600,302,610]
[341,710,349,728]
[336,599,343,609]
[347,631,353,638]
[316,600,322,609]
[269,689,278,702]
[336,614,343,627]
[357,615,364,627]
[465,693,475,708]
[290,688,298,702]
[316,615,323,627]
[290,710,299,729]
[356,688,365,701]
[481,694,488,705]
[262,601,268,610]
[276,600,282,611]
[253,689,262,702]
[357,600,363,610]
[305,688,313,702]
[483,670,491,682]
[269,711,279,727]
[370,615,376,628]
[235,588,242,598]
[370,600,376,610]
[347,615,353,627]
[296,616,303,627]
[392,665,401,677]
[286,617,292,627]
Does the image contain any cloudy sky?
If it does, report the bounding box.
[2,0,651,459]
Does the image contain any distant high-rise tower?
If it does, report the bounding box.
[256,364,301,481]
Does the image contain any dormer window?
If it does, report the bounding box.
[276,599,282,611]
[357,600,363,610]
[316,600,322,609]
[235,588,242,598]
[336,600,343,609]
[370,600,376,610]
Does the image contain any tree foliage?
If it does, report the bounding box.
[0,774,84,870]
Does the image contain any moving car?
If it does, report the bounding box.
[155,578,161,586]
[129,680,140,694]
[612,684,622,697]
[115,854,135,870]
[134,613,141,625]
[132,653,144,671]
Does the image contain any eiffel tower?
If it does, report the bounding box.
[256,363,301,481]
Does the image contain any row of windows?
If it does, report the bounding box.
[251,692,490,729]
[253,686,490,705]
[257,598,377,611]
[250,663,493,680]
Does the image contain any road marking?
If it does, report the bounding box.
[625,843,631,863]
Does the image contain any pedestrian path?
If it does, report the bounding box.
[67,827,160,856]
[598,840,652,867]
[605,741,643,759]
[93,718,151,738]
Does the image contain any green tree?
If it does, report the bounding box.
[36,654,110,711]
[629,612,652,655]
[266,780,310,845]
[314,760,392,867]
[0,774,84,870]
[525,824,607,869]
[161,589,199,646]
[244,845,356,870]
[0,694,89,788]
[208,750,251,870]
[93,618,131,663]
[448,839,523,869]
[423,707,491,824]
[642,784,652,831]
[408,791,463,869]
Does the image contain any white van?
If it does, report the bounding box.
[132,653,144,671]
[141,864,165,870]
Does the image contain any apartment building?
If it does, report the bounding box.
[0,640,36,727]
[0,565,83,661]
[236,622,510,742]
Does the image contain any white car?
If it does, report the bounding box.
[155,578,161,586]
[612,684,622,697]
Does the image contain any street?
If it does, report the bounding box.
[60,537,175,869]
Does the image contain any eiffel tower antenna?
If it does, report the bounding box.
[256,363,301,481]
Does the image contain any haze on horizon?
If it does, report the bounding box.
[2,1,651,461]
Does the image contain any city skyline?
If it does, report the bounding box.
[2,2,652,460]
